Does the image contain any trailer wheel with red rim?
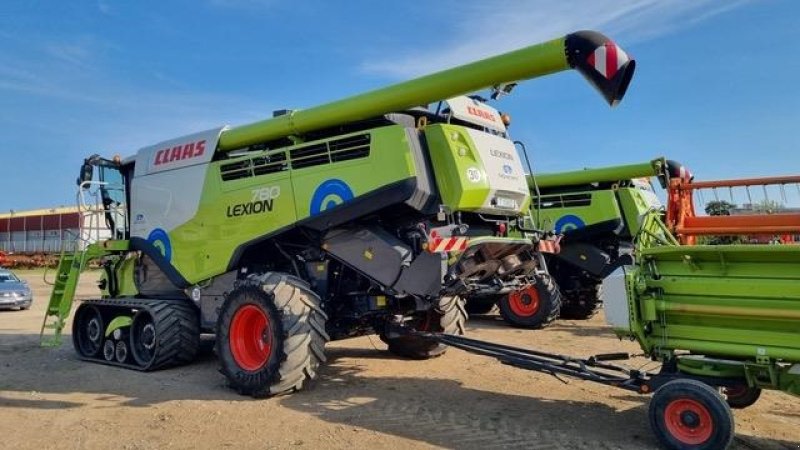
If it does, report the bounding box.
[216,272,328,397]
[498,274,561,329]
[649,379,734,450]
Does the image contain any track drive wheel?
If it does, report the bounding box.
[649,379,734,450]
[216,272,329,397]
[723,385,762,409]
[498,275,561,329]
[128,302,200,370]
[383,295,467,359]
[72,304,105,358]
[559,279,603,320]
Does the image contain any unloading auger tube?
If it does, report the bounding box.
[529,158,667,190]
[217,30,635,151]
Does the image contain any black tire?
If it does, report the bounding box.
[498,275,561,329]
[383,295,467,359]
[559,279,603,320]
[216,272,329,397]
[128,300,200,370]
[72,304,105,358]
[723,385,761,409]
[649,379,734,450]
[465,296,499,315]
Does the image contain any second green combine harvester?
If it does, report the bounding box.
[41,31,635,396]
[466,158,689,328]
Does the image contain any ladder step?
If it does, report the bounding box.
[40,249,87,348]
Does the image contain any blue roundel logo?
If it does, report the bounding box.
[310,179,354,216]
[554,214,585,234]
[502,164,513,175]
[147,228,172,262]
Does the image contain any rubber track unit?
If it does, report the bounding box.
[559,279,603,320]
[72,298,199,371]
[216,272,330,397]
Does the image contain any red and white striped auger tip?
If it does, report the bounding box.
[565,31,636,107]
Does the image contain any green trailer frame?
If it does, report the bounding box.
[622,211,800,395]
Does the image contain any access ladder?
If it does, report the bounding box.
[40,250,89,347]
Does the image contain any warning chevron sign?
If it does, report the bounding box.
[587,41,630,80]
[427,230,469,253]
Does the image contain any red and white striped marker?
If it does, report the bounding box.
[429,236,469,253]
[427,230,468,253]
[587,41,630,80]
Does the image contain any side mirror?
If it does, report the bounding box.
[77,160,93,188]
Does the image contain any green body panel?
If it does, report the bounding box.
[218,37,568,151]
[531,158,665,235]
[424,124,491,212]
[114,256,139,297]
[624,212,800,395]
[615,187,658,235]
[99,255,139,297]
[105,316,132,337]
[530,158,665,189]
[535,190,622,233]
[168,126,420,283]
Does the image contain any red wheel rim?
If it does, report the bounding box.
[229,304,272,371]
[664,398,714,445]
[508,286,540,317]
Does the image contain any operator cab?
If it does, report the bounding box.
[77,155,132,240]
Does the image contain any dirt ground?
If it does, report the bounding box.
[0,271,798,450]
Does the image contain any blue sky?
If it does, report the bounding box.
[0,0,798,212]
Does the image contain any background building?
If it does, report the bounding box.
[0,206,82,253]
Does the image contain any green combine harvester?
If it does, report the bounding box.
[466,157,683,328]
[41,30,635,396]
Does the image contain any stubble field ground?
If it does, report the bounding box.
[1,271,798,449]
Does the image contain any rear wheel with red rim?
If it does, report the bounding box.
[230,304,273,371]
[216,273,328,397]
[649,379,734,450]
[498,274,561,329]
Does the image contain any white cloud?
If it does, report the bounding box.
[361,0,750,78]
[0,36,267,154]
